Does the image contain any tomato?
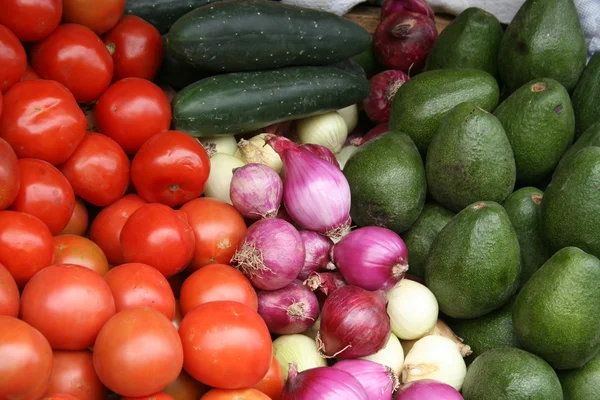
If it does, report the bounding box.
[0,137,19,210]
[44,350,107,400]
[180,264,257,315]
[201,388,271,400]
[104,15,164,81]
[59,132,131,207]
[94,78,172,154]
[253,356,284,400]
[53,234,110,276]
[163,371,207,400]
[11,158,75,235]
[0,24,27,93]
[180,198,247,270]
[168,272,187,299]
[21,63,41,81]
[122,393,174,400]
[60,197,89,236]
[89,194,147,265]
[0,262,19,317]
[0,80,87,165]
[0,316,53,399]
[172,300,183,330]
[20,264,116,350]
[31,24,114,103]
[42,395,81,400]
[132,130,210,207]
[120,204,195,278]
[93,307,184,397]
[0,210,54,286]
[62,0,125,35]
[179,301,272,389]
[0,0,62,42]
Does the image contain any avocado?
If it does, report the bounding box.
[555,121,600,175]
[497,0,586,93]
[462,348,563,400]
[513,247,600,370]
[425,102,516,212]
[343,131,426,233]
[426,8,503,78]
[541,147,600,259]
[400,202,455,278]
[389,68,500,154]
[352,44,382,79]
[558,351,600,399]
[571,53,600,138]
[493,78,575,185]
[424,201,520,319]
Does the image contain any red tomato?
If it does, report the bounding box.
[0,80,87,165]
[94,78,172,154]
[59,132,131,207]
[122,393,175,400]
[163,371,207,400]
[132,130,210,207]
[201,388,271,400]
[0,262,19,317]
[53,234,110,276]
[179,301,272,389]
[0,0,62,42]
[0,210,54,286]
[21,63,41,81]
[0,90,2,117]
[180,264,257,315]
[253,356,284,400]
[20,264,116,350]
[104,15,164,81]
[42,395,81,400]
[93,307,184,397]
[0,316,53,399]
[60,197,89,236]
[180,198,247,270]
[0,24,27,93]
[62,0,125,35]
[89,194,148,265]
[0,136,19,210]
[44,350,107,400]
[11,158,75,235]
[31,24,114,103]
[172,300,183,330]
[120,204,195,278]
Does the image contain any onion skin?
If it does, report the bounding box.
[334,359,398,400]
[281,366,369,400]
[363,71,409,124]
[396,380,464,400]
[230,163,283,219]
[304,271,347,296]
[302,144,340,169]
[297,231,333,280]
[381,0,435,21]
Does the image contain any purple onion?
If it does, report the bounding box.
[230,163,283,219]
[281,365,368,400]
[304,271,347,296]
[257,280,319,334]
[302,143,340,169]
[334,359,399,400]
[231,218,305,290]
[396,380,464,400]
[381,0,435,21]
[297,231,333,280]
[332,226,409,291]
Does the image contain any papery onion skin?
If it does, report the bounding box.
[302,144,340,169]
[334,359,398,400]
[396,379,464,400]
[297,231,333,280]
[232,218,305,290]
[304,271,347,296]
[230,163,283,219]
[281,366,369,400]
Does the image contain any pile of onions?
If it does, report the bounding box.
[396,380,464,400]
[386,279,438,340]
[281,366,368,400]
[360,333,404,377]
[297,231,333,280]
[272,334,327,380]
[302,144,340,168]
[304,271,347,296]
[334,359,399,400]
[230,163,283,219]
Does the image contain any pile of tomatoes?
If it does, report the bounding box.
[0,1,282,399]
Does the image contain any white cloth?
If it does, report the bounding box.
[281,0,363,16]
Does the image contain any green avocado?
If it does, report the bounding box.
[572,53,600,138]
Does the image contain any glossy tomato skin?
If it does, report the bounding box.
[94,78,172,154]
[179,301,272,389]
[11,158,75,235]
[0,316,54,399]
[163,371,207,400]
[42,394,81,400]
[93,307,184,397]
[59,132,130,207]
[21,63,41,81]
[20,264,116,350]
[44,350,107,400]
[120,204,195,277]
[31,24,114,103]
[62,0,125,35]
[0,210,54,286]
[0,136,19,210]
[253,356,284,400]
[60,197,89,236]
[122,393,174,400]
[0,80,87,165]
[180,198,247,270]
[201,388,271,400]
[0,24,27,93]
[0,0,62,42]
[54,234,110,276]
[132,130,210,207]
[0,262,19,317]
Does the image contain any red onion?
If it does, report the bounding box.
[363,124,390,143]
[304,271,347,296]
[281,365,368,400]
[257,280,319,334]
[396,380,464,400]
[297,231,333,280]
[302,144,340,169]
[381,0,435,21]
[231,218,305,290]
[230,163,283,219]
[331,226,409,291]
[266,135,351,241]
[317,285,391,359]
[363,71,409,124]
[334,359,399,400]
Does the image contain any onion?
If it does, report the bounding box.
[334,359,399,400]
[235,133,283,173]
[317,285,391,359]
[303,314,321,340]
[231,218,305,290]
[336,144,360,170]
[360,332,404,377]
[381,0,436,21]
[401,320,472,358]
[204,153,245,204]
[396,380,464,400]
[297,231,333,280]
[257,280,319,335]
[302,144,340,169]
[281,365,368,400]
[304,271,347,296]
[230,163,283,219]
[272,334,327,380]
[386,279,438,340]
[297,111,349,154]
[363,70,409,124]
[337,104,359,132]
[331,226,409,291]
[362,124,389,144]
[198,135,237,157]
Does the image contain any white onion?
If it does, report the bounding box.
[273,333,327,380]
[336,144,360,170]
[297,111,348,153]
[337,104,359,132]
[204,153,245,204]
[387,279,439,340]
[235,133,283,173]
[359,332,404,377]
[198,135,237,157]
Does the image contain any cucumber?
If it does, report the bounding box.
[172,66,370,136]
[155,35,213,90]
[166,0,371,72]
[124,0,220,34]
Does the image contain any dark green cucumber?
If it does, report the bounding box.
[166,0,371,72]
[172,66,370,136]
[155,35,214,90]
[124,0,220,34]
[330,59,367,80]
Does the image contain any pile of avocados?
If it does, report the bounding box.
[344,0,600,398]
